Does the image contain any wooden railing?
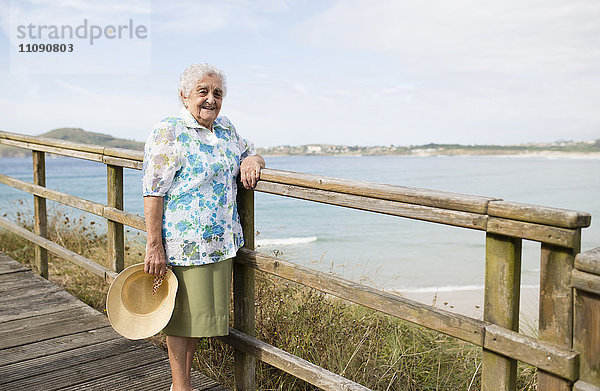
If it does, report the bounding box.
[0,129,598,391]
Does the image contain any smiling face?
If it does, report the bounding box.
[180,74,224,129]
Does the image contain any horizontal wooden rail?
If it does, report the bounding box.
[219,329,370,391]
[572,269,600,296]
[0,174,145,231]
[259,168,498,214]
[0,216,117,282]
[488,201,590,229]
[0,133,143,169]
[258,169,590,228]
[236,248,484,345]
[256,180,582,247]
[574,381,600,391]
[236,248,577,379]
[254,180,488,230]
[484,325,578,381]
[486,217,581,248]
[576,248,600,275]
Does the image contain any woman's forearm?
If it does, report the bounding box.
[143,196,167,275]
[144,196,164,246]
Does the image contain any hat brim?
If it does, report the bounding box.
[106,263,178,340]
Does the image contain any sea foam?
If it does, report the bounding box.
[256,236,318,246]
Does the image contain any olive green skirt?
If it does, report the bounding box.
[162,258,232,338]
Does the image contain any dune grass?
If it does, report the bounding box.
[0,205,538,390]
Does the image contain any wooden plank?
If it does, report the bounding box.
[0,174,105,215]
[107,165,124,273]
[482,233,521,391]
[2,345,166,390]
[255,181,488,230]
[103,155,143,170]
[0,272,52,293]
[538,242,578,391]
[103,206,146,231]
[0,264,29,275]
[103,146,143,161]
[221,328,370,391]
[236,248,485,345]
[0,252,30,274]
[0,337,146,384]
[573,269,600,295]
[484,324,578,381]
[574,289,600,386]
[0,216,115,281]
[0,138,36,150]
[575,247,600,275]
[58,358,224,391]
[487,217,579,248]
[259,168,498,213]
[29,141,104,162]
[488,200,591,229]
[0,289,91,323]
[0,174,146,231]
[233,187,256,390]
[58,359,172,391]
[0,130,106,154]
[0,281,62,303]
[575,381,600,391]
[0,326,118,366]
[0,138,103,162]
[0,307,107,349]
[32,150,48,278]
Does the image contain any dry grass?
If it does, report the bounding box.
[0,205,538,390]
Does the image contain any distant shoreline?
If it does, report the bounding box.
[260,150,600,158]
[2,150,600,159]
[257,141,600,157]
[1,126,598,158]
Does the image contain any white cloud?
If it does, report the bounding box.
[296,0,600,74]
[53,79,97,97]
[152,0,296,34]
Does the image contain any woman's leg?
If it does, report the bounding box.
[186,337,199,385]
[167,335,197,390]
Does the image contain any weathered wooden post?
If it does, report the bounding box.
[107,165,124,273]
[234,186,256,390]
[482,233,522,391]
[32,150,48,278]
[571,247,600,391]
[537,236,580,390]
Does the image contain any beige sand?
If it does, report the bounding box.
[398,286,540,333]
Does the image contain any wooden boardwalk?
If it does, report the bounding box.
[0,252,228,391]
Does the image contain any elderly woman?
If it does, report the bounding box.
[142,63,265,391]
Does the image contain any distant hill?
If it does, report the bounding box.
[0,128,144,157]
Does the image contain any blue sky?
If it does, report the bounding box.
[1,0,599,147]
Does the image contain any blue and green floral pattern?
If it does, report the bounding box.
[142,108,256,266]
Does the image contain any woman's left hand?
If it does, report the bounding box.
[240,155,265,189]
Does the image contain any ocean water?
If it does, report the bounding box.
[0,155,598,292]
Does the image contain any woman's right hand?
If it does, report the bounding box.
[144,242,167,276]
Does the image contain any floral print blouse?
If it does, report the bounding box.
[142,108,256,266]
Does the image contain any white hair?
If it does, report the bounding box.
[178,63,227,105]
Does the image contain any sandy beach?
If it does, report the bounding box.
[398,286,540,333]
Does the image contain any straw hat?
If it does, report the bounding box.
[107,263,178,340]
